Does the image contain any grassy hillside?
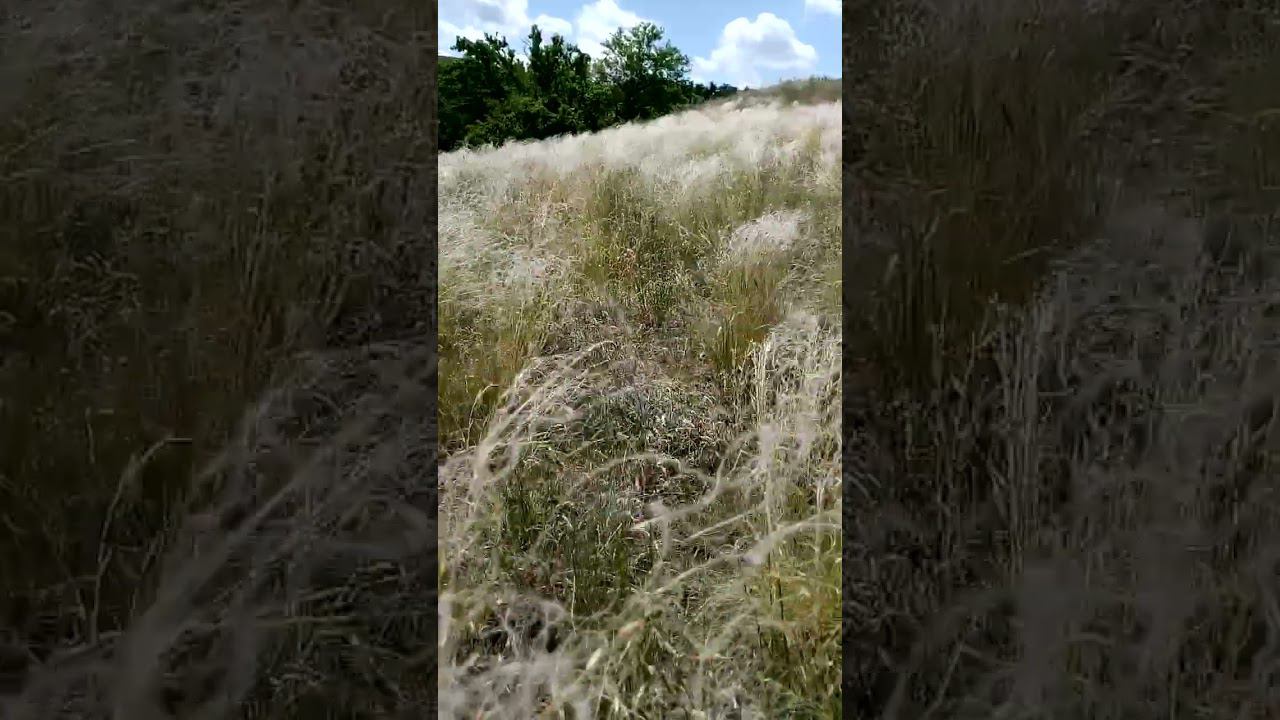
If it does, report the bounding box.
[438,91,841,716]
[731,77,840,107]
[848,1,1280,717]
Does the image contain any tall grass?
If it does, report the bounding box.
[438,93,841,716]
[1,1,437,716]
[849,1,1280,717]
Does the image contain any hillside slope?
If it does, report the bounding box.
[438,93,841,717]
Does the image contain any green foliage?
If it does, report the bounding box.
[597,22,692,122]
[439,33,529,150]
[439,23,738,152]
[527,26,615,136]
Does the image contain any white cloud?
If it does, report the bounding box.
[439,21,481,55]
[805,0,841,16]
[537,15,575,37]
[574,0,649,58]
[438,0,573,54]
[692,13,818,88]
[439,0,659,63]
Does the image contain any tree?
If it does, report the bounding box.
[598,22,691,122]
[437,33,528,150]
[437,22,718,152]
[525,26,613,136]
[437,60,469,151]
[464,92,553,147]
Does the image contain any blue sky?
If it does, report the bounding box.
[439,0,841,88]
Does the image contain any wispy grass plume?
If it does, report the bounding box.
[439,87,841,717]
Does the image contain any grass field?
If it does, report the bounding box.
[848,1,1280,717]
[1,2,439,716]
[15,0,1280,716]
[438,81,842,717]
[1,1,838,713]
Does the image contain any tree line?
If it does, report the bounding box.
[439,22,740,152]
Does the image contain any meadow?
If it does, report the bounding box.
[438,83,842,717]
[14,0,1280,716]
[2,2,439,716]
[0,0,839,715]
[847,1,1280,717]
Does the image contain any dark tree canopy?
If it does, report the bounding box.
[438,23,738,152]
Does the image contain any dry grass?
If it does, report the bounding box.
[438,92,841,716]
[849,1,1280,717]
[1,1,438,717]
[710,77,841,110]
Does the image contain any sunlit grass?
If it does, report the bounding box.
[438,89,841,717]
